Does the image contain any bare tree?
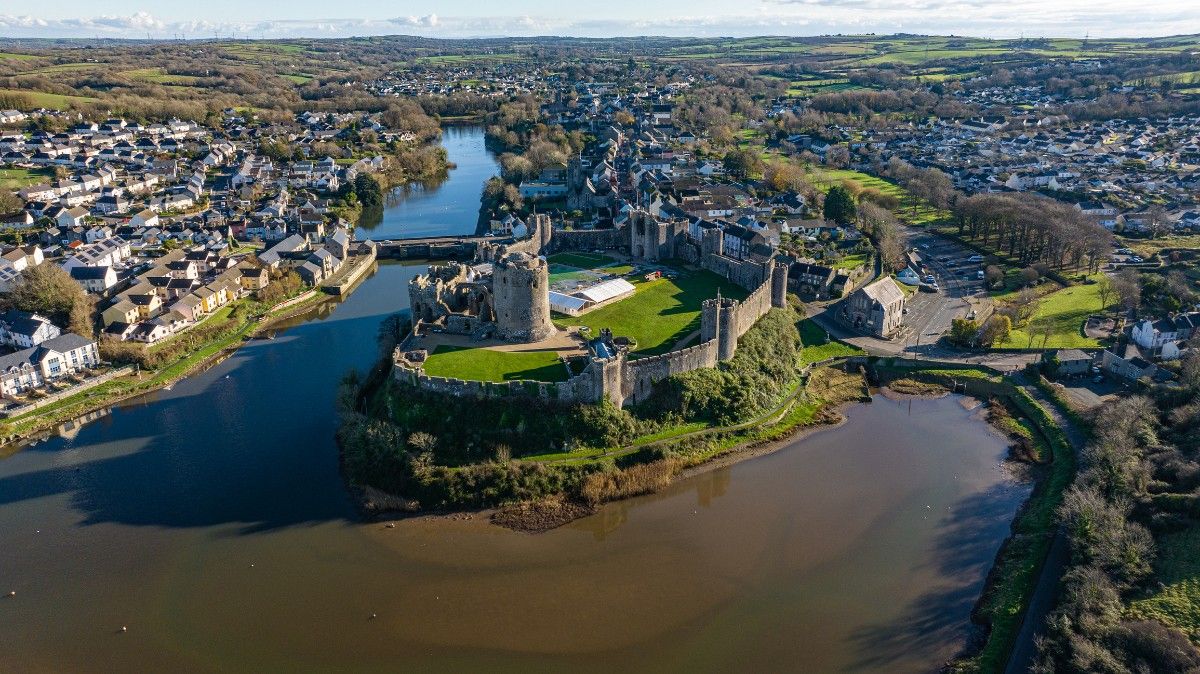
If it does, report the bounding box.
[1096,275,1116,312]
[1113,268,1142,315]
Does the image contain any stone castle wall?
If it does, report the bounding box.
[396,262,789,408]
[702,253,770,291]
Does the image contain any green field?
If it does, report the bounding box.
[554,269,748,356]
[0,52,39,61]
[999,279,1108,348]
[123,68,202,85]
[1127,521,1200,640]
[809,167,948,226]
[0,88,98,110]
[546,252,617,268]
[799,319,864,364]
[281,74,314,84]
[422,345,568,383]
[0,168,52,190]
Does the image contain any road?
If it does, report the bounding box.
[804,225,1039,372]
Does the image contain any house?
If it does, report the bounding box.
[839,277,906,338]
[0,333,100,396]
[237,264,269,292]
[70,265,119,294]
[1052,349,1094,377]
[101,300,140,327]
[129,321,171,344]
[1100,347,1159,382]
[57,206,88,229]
[169,294,204,322]
[1131,313,1200,354]
[0,310,62,348]
[789,262,844,298]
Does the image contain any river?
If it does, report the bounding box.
[354,124,499,240]
[0,126,1031,673]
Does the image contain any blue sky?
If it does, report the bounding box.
[1,1,1197,39]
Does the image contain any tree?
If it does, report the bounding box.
[823,185,857,225]
[1020,266,1040,287]
[979,314,1012,347]
[1096,275,1116,312]
[722,149,759,180]
[613,110,635,126]
[949,318,979,347]
[354,174,384,209]
[824,145,850,168]
[985,265,1005,289]
[6,264,96,337]
[1113,268,1142,315]
[0,189,20,216]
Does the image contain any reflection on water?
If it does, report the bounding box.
[0,131,1032,672]
[0,341,1029,674]
[355,125,498,240]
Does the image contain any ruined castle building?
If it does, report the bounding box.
[493,252,556,342]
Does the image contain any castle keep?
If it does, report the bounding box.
[407,215,556,343]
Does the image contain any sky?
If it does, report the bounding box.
[0,1,1198,40]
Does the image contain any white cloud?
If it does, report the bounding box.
[0,3,1198,39]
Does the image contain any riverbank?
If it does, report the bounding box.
[0,282,354,452]
[868,366,1076,674]
[350,364,867,532]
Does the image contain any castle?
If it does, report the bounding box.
[408,215,556,342]
[399,209,789,408]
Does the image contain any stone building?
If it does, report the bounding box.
[840,277,906,338]
[408,214,559,343]
[492,252,555,342]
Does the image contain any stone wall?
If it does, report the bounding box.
[702,253,770,291]
[394,256,791,408]
[621,340,719,405]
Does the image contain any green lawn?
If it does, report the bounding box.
[999,279,1108,349]
[799,319,864,364]
[0,167,52,190]
[832,253,869,270]
[0,88,97,109]
[808,167,948,226]
[554,270,748,356]
[546,252,617,268]
[422,345,568,383]
[1127,521,1200,640]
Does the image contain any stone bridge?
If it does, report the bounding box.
[368,235,484,260]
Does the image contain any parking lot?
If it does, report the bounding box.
[894,230,990,346]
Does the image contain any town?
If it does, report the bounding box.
[1,29,1200,674]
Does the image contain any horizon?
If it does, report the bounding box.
[1,1,1198,41]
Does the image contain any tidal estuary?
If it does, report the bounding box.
[0,126,1031,673]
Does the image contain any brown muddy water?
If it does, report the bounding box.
[0,153,1031,671]
[0,260,1028,673]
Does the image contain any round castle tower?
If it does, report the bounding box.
[493,252,556,342]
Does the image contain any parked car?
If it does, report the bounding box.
[967,254,984,263]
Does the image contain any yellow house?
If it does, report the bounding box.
[101,299,140,327]
[128,291,162,319]
[238,265,269,292]
[195,286,219,313]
